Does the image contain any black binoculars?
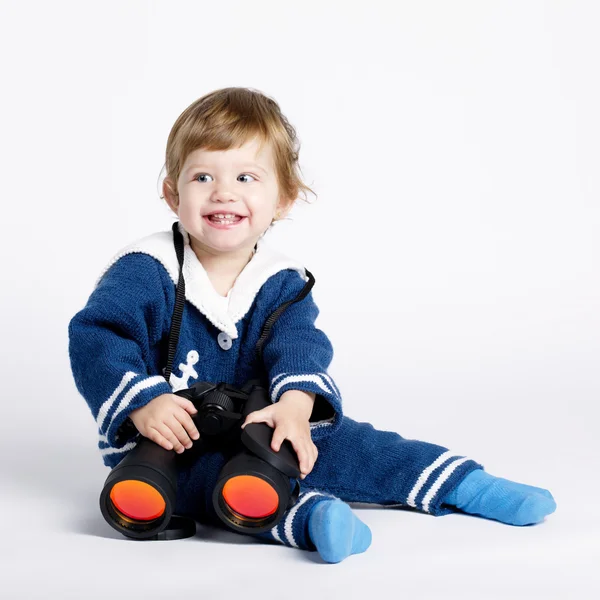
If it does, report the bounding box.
[99,379,301,540]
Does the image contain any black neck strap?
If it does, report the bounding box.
[163,222,187,383]
[163,221,315,385]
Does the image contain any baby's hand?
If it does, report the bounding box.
[129,393,200,453]
[240,399,318,479]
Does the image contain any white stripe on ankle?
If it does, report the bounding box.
[422,457,470,513]
[270,522,283,543]
[407,451,457,509]
[282,491,323,548]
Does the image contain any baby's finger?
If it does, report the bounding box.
[156,422,184,453]
[303,444,315,475]
[147,427,174,452]
[289,438,309,475]
[302,442,318,477]
[271,427,287,452]
[176,409,200,442]
[243,407,275,430]
[167,415,194,451]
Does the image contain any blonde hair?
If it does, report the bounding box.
[160,87,316,223]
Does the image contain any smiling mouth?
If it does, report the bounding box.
[206,214,244,224]
[204,215,246,228]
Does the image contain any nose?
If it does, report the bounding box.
[210,187,238,204]
[209,197,240,215]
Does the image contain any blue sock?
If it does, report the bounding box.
[443,469,557,526]
[307,499,372,563]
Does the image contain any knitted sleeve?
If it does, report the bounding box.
[261,270,344,439]
[68,253,173,462]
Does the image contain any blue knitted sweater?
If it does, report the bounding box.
[68,224,343,469]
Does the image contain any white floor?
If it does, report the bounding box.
[2,434,598,600]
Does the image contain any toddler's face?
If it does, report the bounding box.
[166,136,286,257]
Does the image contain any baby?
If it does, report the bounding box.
[68,87,556,563]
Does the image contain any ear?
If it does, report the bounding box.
[276,197,294,220]
[162,177,179,215]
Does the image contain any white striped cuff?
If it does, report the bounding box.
[276,490,337,548]
[95,371,169,450]
[406,451,473,513]
[269,372,340,429]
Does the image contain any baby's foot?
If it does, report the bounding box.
[443,469,557,526]
[308,499,372,563]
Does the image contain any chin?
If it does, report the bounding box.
[206,238,255,253]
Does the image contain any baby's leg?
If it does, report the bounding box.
[174,447,372,562]
[306,415,482,515]
[307,416,555,524]
[251,488,372,564]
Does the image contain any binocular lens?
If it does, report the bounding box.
[109,480,166,521]
[222,475,279,519]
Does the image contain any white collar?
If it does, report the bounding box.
[95,222,308,339]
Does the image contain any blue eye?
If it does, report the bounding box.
[193,173,256,183]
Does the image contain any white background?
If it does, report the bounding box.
[1,1,598,598]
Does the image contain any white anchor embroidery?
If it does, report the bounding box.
[168,350,200,391]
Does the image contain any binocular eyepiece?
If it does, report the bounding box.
[99,379,301,540]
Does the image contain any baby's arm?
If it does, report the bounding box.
[260,271,344,440]
[68,253,173,465]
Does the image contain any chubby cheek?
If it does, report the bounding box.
[251,214,276,235]
[178,204,202,226]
